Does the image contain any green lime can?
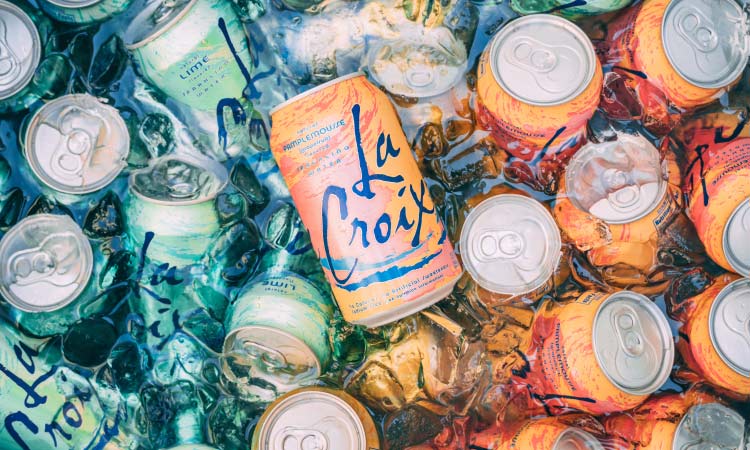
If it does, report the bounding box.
[510,0,633,17]
[39,0,132,24]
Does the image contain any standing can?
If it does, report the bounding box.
[471,416,604,450]
[251,387,380,450]
[510,0,633,18]
[269,73,462,328]
[39,0,132,24]
[521,290,674,414]
[476,14,602,161]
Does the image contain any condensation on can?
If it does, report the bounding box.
[471,417,604,450]
[0,0,41,101]
[40,0,132,24]
[671,403,746,450]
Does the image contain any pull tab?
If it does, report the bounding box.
[165,163,206,200]
[240,339,288,370]
[502,36,582,96]
[274,427,328,450]
[8,232,81,287]
[0,17,21,86]
[471,229,525,263]
[721,294,750,345]
[674,7,719,53]
[612,306,646,357]
[152,0,180,24]
[47,105,104,180]
[506,37,558,74]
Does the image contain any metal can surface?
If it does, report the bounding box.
[39,0,132,24]
[124,154,228,267]
[23,94,130,195]
[0,0,41,103]
[523,290,674,414]
[251,387,380,450]
[510,0,633,17]
[476,14,602,161]
[222,270,335,393]
[459,193,562,298]
[269,73,462,328]
[471,416,604,450]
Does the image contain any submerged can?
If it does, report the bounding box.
[459,193,562,298]
[471,416,604,450]
[39,0,132,23]
[677,274,750,395]
[251,387,380,450]
[0,0,41,106]
[124,154,228,267]
[476,14,602,161]
[23,94,130,195]
[510,0,633,17]
[222,270,335,393]
[524,290,674,414]
[269,73,462,328]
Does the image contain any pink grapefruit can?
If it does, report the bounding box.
[269,73,462,328]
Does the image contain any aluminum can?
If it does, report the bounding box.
[510,0,633,17]
[471,416,604,450]
[269,73,462,328]
[222,270,335,393]
[554,134,681,275]
[476,14,602,161]
[39,0,132,24]
[676,274,750,395]
[23,94,130,196]
[522,290,674,414]
[124,154,228,267]
[251,387,380,450]
[0,0,41,107]
[459,193,562,298]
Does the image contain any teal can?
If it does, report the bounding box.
[509,0,633,17]
[39,0,133,24]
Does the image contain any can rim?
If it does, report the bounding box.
[269,72,366,116]
[709,277,750,377]
[722,197,750,276]
[672,403,746,450]
[487,14,597,107]
[554,427,604,450]
[124,0,199,50]
[0,0,42,101]
[24,94,131,195]
[44,0,102,9]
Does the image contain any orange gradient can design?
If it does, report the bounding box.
[519,290,674,415]
[270,73,462,328]
[476,14,603,162]
[471,416,604,450]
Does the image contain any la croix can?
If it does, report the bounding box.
[521,290,674,414]
[39,0,132,24]
[476,14,602,161]
[471,416,604,450]
[269,73,462,328]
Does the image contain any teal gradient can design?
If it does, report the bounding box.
[510,0,633,17]
[223,271,334,393]
[39,0,132,24]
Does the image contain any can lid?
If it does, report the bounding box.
[366,26,468,98]
[488,14,597,106]
[554,428,604,450]
[593,291,674,395]
[709,278,750,377]
[25,94,130,195]
[662,0,750,89]
[254,390,369,450]
[124,0,196,49]
[43,0,102,8]
[129,154,228,206]
[269,72,365,117]
[163,446,219,450]
[723,198,750,276]
[564,134,668,224]
[0,214,93,313]
[459,194,561,295]
[0,0,41,101]
[672,403,746,450]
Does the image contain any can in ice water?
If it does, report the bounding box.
[251,387,380,450]
[39,0,132,24]
[0,1,40,103]
[476,14,602,161]
[471,416,604,450]
[677,274,750,395]
[23,94,130,196]
[510,0,633,17]
[269,73,462,328]
[526,290,674,414]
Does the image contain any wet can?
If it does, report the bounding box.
[39,0,132,24]
[0,0,42,113]
[459,193,562,299]
[124,154,228,267]
[22,94,130,197]
[523,290,674,414]
[509,0,633,18]
[676,274,750,395]
[476,14,602,161]
[269,73,462,328]
[222,270,335,395]
[471,416,604,450]
[251,387,380,450]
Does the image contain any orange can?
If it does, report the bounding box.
[270,73,462,328]
[518,290,674,415]
[674,273,750,395]
[476,14,603,162]
[471,416,604,450]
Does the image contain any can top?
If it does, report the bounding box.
[44,0,102,8]
[0,0,41,101]
[0,214,93,313]
[124,0,196,49]
[662,0,750,89]
[129,154,228,206]
[710,277,750,377]
[269,72,365,116]
[554,428,604,450]
[459,194,561,296]
[564,133,667,224]
[723,198,750,276]
[593,291,674,395]
[25,94,130,195]
[672,403,745,450]
[487,14,597,106]
[254,389,369,450]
